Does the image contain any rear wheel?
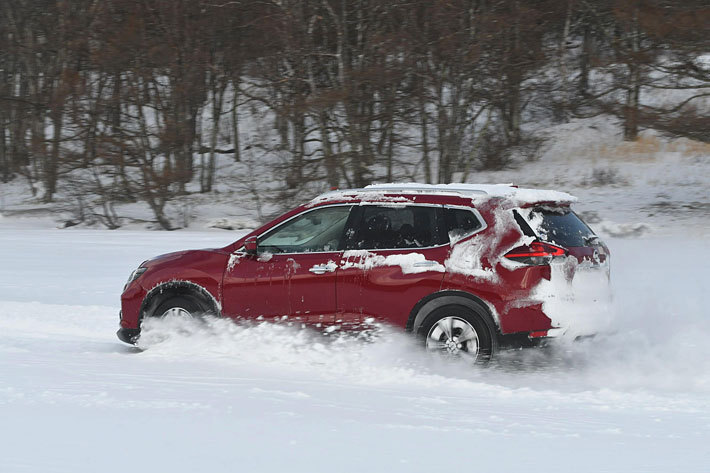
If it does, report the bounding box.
[418,305,494,364]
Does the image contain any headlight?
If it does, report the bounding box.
[125,267,147,288]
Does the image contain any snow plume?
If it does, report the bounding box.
[532,257,614,337]
[133,268,710,395]
[515,205,615,337]
[488,292,710,395]
[135,315,515,390]
[484,237,710,395]
[135,315,485,387]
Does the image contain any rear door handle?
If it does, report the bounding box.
[309,262,337,274]
[413,261,438,267]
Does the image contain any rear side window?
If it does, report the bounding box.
[521,208,596,248]
[347,205,444,250]
[444,208,483,240]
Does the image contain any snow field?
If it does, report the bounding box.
[0,227,709,472]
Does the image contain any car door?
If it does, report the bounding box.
[222,204,353,323]
[336,204,450,328]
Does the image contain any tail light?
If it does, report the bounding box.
[505,241,566,266]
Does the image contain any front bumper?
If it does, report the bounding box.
[117,327,141,344]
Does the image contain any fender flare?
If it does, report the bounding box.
[406,290,499,344]
[139,280,221,320]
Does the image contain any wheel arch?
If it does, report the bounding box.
[406,290,500,340]
[140,280,221,321]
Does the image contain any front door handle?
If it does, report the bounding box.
[309,262,337,274]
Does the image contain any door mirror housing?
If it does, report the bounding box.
[244,236,258,255]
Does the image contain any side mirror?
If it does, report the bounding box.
[244,235,258,255]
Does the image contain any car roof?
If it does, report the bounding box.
[309,183,577,207]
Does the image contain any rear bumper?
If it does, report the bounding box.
[117,327,141,344]
[527,327,567,339]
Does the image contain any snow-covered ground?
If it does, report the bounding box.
[1,224,709,472]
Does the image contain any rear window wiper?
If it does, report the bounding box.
[583,235,600,246]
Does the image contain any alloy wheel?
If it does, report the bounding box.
[160,307,193,320]
[425,316,480,362]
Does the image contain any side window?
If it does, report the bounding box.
[348,205,444,250]
[444,207,483,241]
[258,205,352,254]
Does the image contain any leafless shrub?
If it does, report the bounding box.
[582,167,627,187]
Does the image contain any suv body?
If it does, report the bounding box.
[118,184,610,359]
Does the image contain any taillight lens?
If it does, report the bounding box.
[505,241,566,266]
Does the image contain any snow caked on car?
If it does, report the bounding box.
[119,183,611,362]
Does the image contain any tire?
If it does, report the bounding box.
[152,295,209,321]
[417,305,494,364]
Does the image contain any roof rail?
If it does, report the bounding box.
[364,183,509,195]
[309,183,577,206]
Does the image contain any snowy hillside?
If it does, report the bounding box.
[2,117,709,238]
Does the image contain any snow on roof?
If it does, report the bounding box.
[309,182,577,206]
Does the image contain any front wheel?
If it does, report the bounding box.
[418,305,494,364]
[152,295,209,321]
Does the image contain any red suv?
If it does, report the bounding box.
[118,184,610,362]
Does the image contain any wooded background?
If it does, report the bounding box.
[1,0,708,228]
